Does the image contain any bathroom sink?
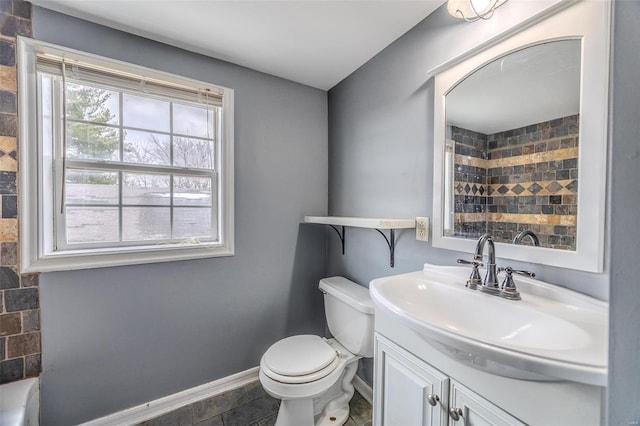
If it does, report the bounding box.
[369,263,608,386]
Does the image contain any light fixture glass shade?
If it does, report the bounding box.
[447,0,508,21]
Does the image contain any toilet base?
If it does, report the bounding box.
[260,339,361,426]
[274,398,314,426]
[316,405,350,426]
[273,395,351,426]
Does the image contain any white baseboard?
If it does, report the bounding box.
[80,367,259,426]
[80,366,371,425]
[353,375,373,406]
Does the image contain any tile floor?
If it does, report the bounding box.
[255,390,372,426]
[344,390,373,426]
[137,379,372,426]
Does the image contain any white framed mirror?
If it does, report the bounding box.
[431,0,611,272]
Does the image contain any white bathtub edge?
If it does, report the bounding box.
[0,377,39,426]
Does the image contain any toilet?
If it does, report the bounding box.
[259,276,375,426]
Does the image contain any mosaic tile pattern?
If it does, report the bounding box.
[486,180,577,197]
[451,115,579,250]
[0,0,41,385]
[137,380,372,426]
[451,126,487,238]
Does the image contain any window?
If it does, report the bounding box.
[18,38,234,272]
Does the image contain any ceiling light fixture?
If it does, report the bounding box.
[447,0,508,22]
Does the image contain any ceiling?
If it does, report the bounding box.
[31,0,445,90]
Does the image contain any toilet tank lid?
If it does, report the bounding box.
[319,277,374,314]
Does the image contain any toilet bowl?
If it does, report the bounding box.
[259,277,374,426]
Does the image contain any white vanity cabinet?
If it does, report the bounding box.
[448,381,525,426]
[369,263,607,425]
[374,336,448,426]
[374,335,525,426]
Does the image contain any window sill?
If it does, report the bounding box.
[21,243,234,273]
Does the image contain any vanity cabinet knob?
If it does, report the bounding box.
[449,407,463,421]
[426,393,439,406]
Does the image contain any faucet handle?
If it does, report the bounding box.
[497,266,522,300]
[498,266,535,278]
[457,258,483,289]
[457,258,483,267]
[511,269,535,278]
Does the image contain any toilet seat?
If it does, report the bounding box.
[262,335,340,384]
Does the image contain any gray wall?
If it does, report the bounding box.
[328,0,609,298]
[607,0,640,423]
[328,1,639,418]
[33,8,328,426]
[31,1,640,424]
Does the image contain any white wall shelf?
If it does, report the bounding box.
[304,216,416,267]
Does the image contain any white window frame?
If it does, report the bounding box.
[18,37,235,272]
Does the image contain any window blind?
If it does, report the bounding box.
[36,53,224,108]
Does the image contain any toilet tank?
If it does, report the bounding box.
[319,277,375,358]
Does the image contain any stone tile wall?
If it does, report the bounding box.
[451,126,487,239]
[452,115,579,250]
[0,0,41,384]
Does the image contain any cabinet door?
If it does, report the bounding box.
[448,381,526,426]
[374,335,449,426]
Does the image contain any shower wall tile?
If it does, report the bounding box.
[0,356,22,382]
[0,0,40,385]
[452,115,579,250]
[451,126,487,239]
[0,66,16,92]
[6,331,40,357]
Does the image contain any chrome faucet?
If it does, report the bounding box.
[474,234,500,294]
[513,230,540,246]
[457,234,536,300]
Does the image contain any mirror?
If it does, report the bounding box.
[431,1,611,272]
[445,40,581,251]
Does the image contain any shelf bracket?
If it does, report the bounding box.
[329,225,346,255]
[375,228,396,268]
[305,217,414,268]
